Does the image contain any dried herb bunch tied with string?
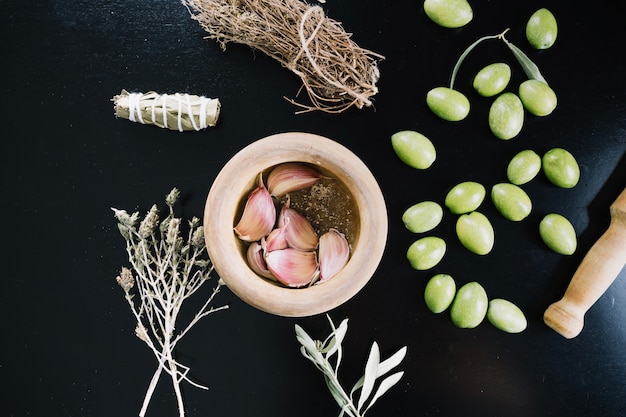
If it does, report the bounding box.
[113,89,221,132]
[182,0,384,113]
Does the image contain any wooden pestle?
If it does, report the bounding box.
[544,187,626,338]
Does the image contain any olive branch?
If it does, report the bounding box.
[112,188,229,417]
[450,28,549,90]
[295,315,407,417]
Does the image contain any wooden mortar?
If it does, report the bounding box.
[203,132,388,317]
[544,187,626,338]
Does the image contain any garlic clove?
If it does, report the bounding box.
[264,225,289,252]
[278,204,319,251]
[247,241,275,280]
[265,248,319,287]
[318,228,350,283]
[234,174,276,242]
[266,163,323,197]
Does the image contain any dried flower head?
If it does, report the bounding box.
[116,267,135,293]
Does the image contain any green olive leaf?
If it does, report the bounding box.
[502,37,548,84]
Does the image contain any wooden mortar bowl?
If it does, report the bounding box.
[203,132,388,317]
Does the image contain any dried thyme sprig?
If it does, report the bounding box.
[112,188,229,417]
[295,315,407,417]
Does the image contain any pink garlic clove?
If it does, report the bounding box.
[318,228,350,283]
[266,163,323,197]
[264,225,289,252]
[246,241,275,280]
[265,248,319,288]
[234,174,276,242]
[278,204,319,251]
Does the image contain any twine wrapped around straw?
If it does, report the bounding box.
[113,89,221,131]
[182,0,384,114]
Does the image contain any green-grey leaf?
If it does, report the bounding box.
[503,39,548,84]
[450,32,503,89]
[324,375,352,414]
[322,320,349,357]
[349,346,407,400]
[295,324,317,351]
[376,346,407,377]
[363,371,405,413]
[357,342,380,412]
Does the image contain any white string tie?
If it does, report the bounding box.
[127,93,145,124]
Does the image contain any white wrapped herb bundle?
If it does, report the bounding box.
[113,89,220,131]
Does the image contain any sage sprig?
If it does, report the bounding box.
[112,188,229,417]
[295,315,407,417]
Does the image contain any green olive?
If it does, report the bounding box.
[407,236,446,270]
[487,299,527,333]
[526,8,558,49]
[519,80,557,116]
[391,130,437,169]
[423,0,473,28]
[489,92,524,140]
[445,181,485,214]
[542,148,580,188]
[539,213,577,255]
[426,87,470,121]
[424,274,456,314]
[450,282,488,329]
[456,211,494,255]
[402,201,444,233]
[507,149,541,185]
[491,183,532,221]
[473,63,511,97]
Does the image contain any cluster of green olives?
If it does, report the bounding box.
[393,135,581,260]
[393,6,572,332]
[424,275,527,332]
[425,8,559,140]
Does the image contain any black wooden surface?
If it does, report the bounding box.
[2,1,625,416]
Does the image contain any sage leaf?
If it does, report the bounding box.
[295,324,317,351]
[321,318,349,356]
[349,346,407,398]
[357,342,380,412]
[376,346,407,376]
[364,371,405,413]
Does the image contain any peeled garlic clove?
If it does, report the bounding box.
[246,241,275,280]
[234,175,276,242]
[265,248,319,287]
[318,228,350,282]
[266,163,322,197]
[278,205,318,251]
[264,225,289,252]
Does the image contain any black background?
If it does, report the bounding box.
[2,0,626,416]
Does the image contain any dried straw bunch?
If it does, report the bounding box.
[182,0,384,113]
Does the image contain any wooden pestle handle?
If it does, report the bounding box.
[544,187,626,339]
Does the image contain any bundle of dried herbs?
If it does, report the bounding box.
[112,188,229,417]
[182,0,384,113]
[113,89,220,131]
